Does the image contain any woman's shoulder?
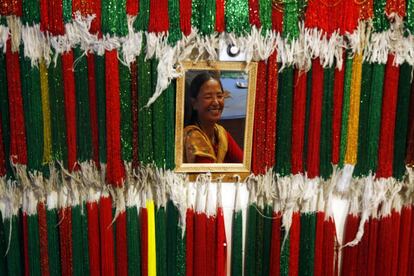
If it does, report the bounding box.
[184,124,203,136]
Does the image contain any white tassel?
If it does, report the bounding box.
[6,15,21,53]
[166,170,188,230]
[111,186,126,223]
[3,182,21,255]
[364,31,391,64]
[0,24,9,53]
[195,174,209,214]
[47,190,59,210]
[45,166,59,210]
[280,174,300,245]
[279,174,300,238]
[380,178,401,217]
[323,165,339,219]
[342,175,373,247]
[23,188,38,216]
[121,16,142,66]
[301,176,319,213]
[71,12,98,51]
[263,169,276,207]
[22,24,44,66]
[58,179,71,209]
[146,45,181,107]
[233,176,242,212]
[0,177,6,218]
[69,177,81,207]
[346,21,367,57]
[406,167,414,204]
[205,181,217,217]
[336,164,355,194]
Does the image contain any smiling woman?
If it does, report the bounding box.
[175,61,258,174]
[183,72,243,163]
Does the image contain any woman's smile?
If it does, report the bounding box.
[192,79,225,125]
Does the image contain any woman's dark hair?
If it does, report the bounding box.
[184,71,224,126]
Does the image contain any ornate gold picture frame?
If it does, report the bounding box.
[175,61,258,175]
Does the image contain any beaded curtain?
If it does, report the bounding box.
[0,0,413,275]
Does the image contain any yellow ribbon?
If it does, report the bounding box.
[146,200,157,276]
[39,59,52,163]
[344,53,363,164]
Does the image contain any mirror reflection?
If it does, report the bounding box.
[183,70,248,164]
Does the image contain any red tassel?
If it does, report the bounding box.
[126,0,138,16]
[72,0,81,15]
[313,211,325,276]
[215,0,225,32]
[116,211,128,276]
[332,58,345,164]
[390,210,401,276]
[322,216,337,276]
[89,0,102,35]
[73,0,94,16]
[39,0,49,31]
[356,219,369,276]
[148,0,169,33]
[304,0,328,32]
[386,0,406,17]
[376,56,399,178]
[48,0,65,35]
[180,0,192,35]
[265,52,278,168]
[0,114,5,176]
[291,70,307,174]
[397,206,412,275]
[0,0,12,15]
[59,207,73,276]
[0,0,21,15]
[62,51,78,171]
[307,59,324,178]
[269,212,281,276]
[105,50,125,186]
[367,217,378,276]
[271,4,283,32]
[194,212,207,276]
[206,215,216,275]
[248,0,261,28]
[47,0,55,33]
[251,61,267,174]
[23,213,30,276]
[341,214,359,276]
[359,0,373,20]
[86,201,101,276]
[38,202,50,276]
[130,61,139,169]
[340,0,360,34]
[186,208,195,276]
[86,54,100,165]
[406,82,414,166]
[376,215,394,276]
[216,207,227,276]
[140,207,148,276]
[6,40,27,165]
[408,206,414,276]
[288,212,301,276]
[99,196,115,276]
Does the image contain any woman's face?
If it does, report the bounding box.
[192,78,224,125]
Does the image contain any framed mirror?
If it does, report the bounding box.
[175,61,258,174]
